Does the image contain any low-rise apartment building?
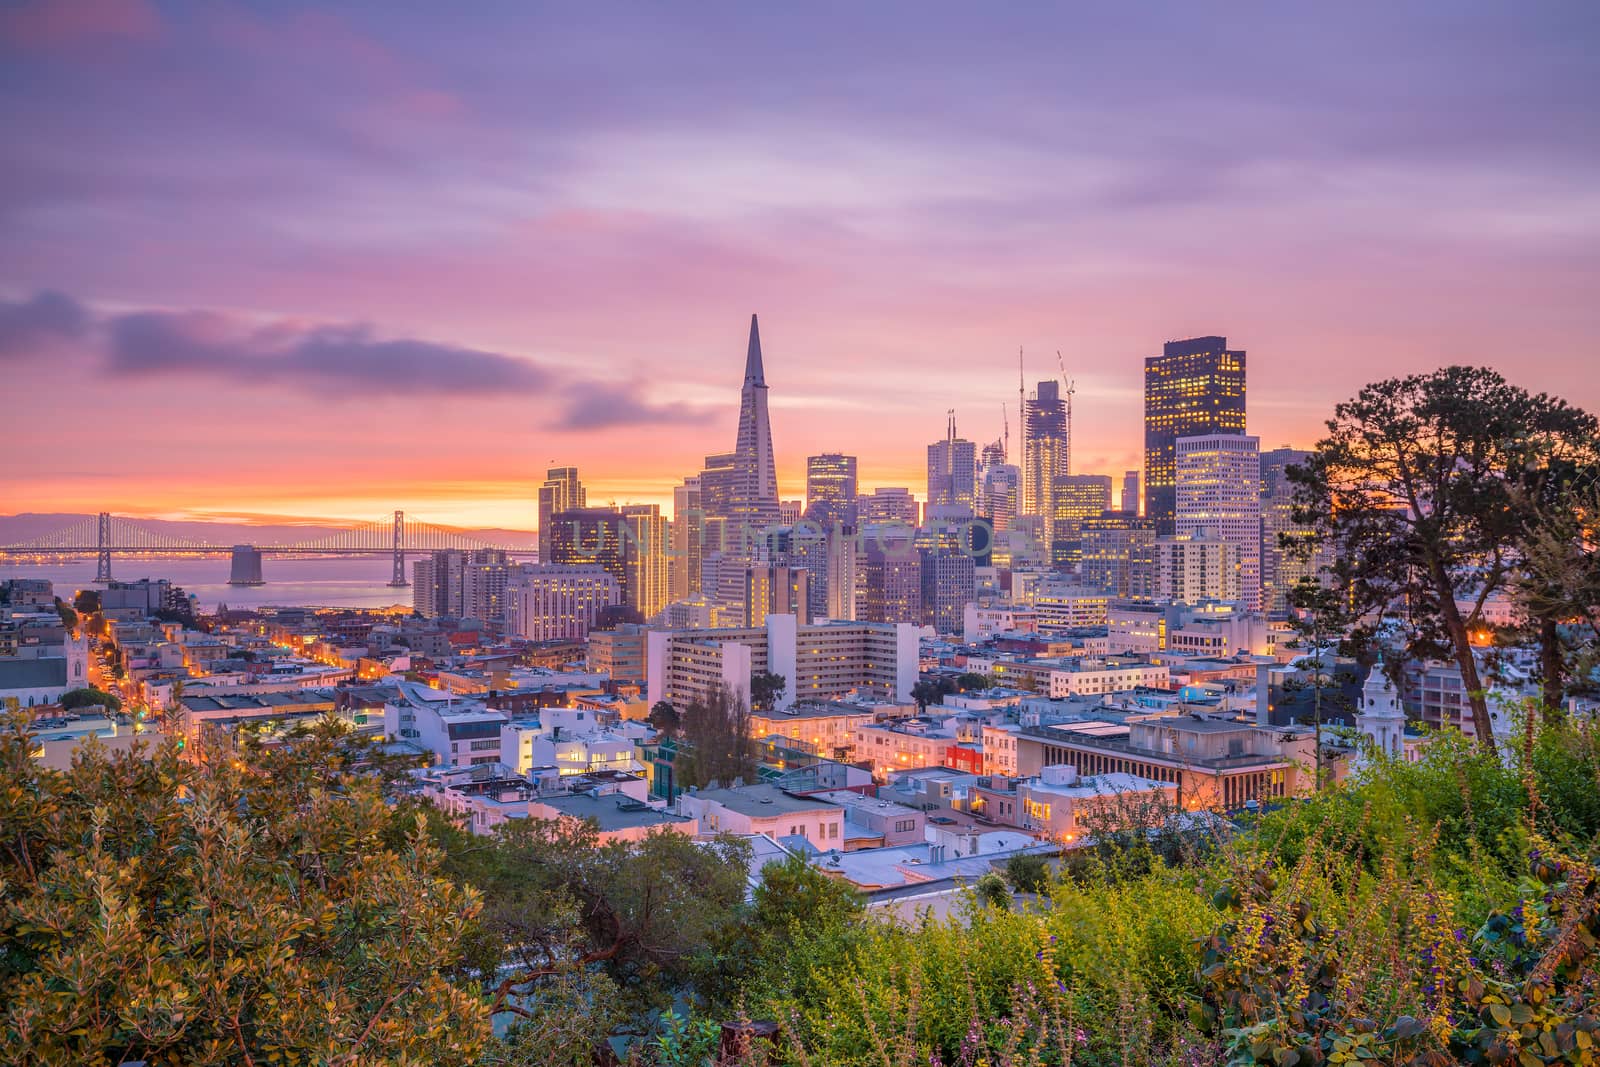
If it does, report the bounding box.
[676,782,845,852]
[646,613,918,710]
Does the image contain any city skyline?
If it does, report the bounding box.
[3,3,1596,525]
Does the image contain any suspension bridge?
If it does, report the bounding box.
[0,512,532,587]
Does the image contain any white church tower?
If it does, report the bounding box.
[1356,653,1406,765]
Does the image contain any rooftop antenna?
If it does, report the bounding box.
[1055,350,1076,476]
[1000,402,1009,461]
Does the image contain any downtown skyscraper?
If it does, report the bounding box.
[1021,379,1070,551]
[727,313,780,533]
[1175,433,1262,611]
[694,315,782,620]
[926,413,977,514]
[536,467,585,562]
[805,453,858,529]
[1143,337,1247,534]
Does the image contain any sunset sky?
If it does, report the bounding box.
[2,1,1596,530]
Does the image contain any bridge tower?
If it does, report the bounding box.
[94,512,113,584]
[389,510,410,587]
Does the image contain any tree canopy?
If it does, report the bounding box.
[59,687,121,713]
[676,684,756,789]
[1290,365,1597,749]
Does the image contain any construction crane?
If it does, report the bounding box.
[1056,350,1076,475]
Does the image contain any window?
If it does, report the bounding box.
[829,822,839,839]
[894,819,915,833]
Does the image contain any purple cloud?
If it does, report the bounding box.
[0,290,90,358]
[105,311,552,395]
[0,289,707,428]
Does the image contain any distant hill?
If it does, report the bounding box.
[0,513,538,550]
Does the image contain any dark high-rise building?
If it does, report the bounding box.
[805,453,858,530]
[862,539,922,625]
[1144,336,1247,534]
[1121,470,1140,516]
[537,467,585,562]
[548,508,629,608]
[919,547,975,635]
[1259,446,1322,617]
[1081,515,1156,598]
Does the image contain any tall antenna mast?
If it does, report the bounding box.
[1055,350,1076,476]
[1000,402,1009,461]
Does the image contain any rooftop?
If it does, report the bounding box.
[689,782,842,818]
[0,657,68,690]
[542,793,693,832]
[1024,771,1177,799]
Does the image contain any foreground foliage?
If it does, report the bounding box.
[0,715,490,1065]
[2,711,1597,1066]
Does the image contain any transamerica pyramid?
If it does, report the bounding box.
[728,313,780,531]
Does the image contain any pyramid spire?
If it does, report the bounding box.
[744,313,765,387]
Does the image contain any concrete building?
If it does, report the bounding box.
[918,547,974,636]
[741,563,810,628]
[383,682,507,768]
[677,782,844,852]
[646,614,919,711]
[825,526,858,621]
[1033,585,1112,630]
[530,792,697,842]
[1014,766,1179,844]
[1259,446,1324,616]
[1008,655,1171,699]
[853,718,957,778]
[499,709,644,778]
[1155,531,1241,605]
[1016,711,1313,810]
[809,789,927,850]
[587,624,648,685]
[751,701,874,761]
[1176,433,1261,611]
[547,508,629,606]
[858,487,919,528]
[504,566,620,641]
[963,602,1039,644]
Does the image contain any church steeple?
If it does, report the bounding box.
[744,313,766,388]
[1357,651,1405,763]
